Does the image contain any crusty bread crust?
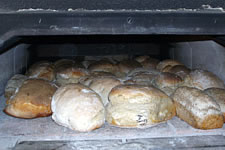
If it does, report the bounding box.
[4,79,57,119]
[107,84,175,128]
[184,69,225,90]
[173,87,224,129]
[156,59,183,71]
[26,61,55,81]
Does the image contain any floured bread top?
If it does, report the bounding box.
[127,68,160,77]
[89,76,122,106]
[109,84,172,105]
[4,74,28,100]
[51,83,105,132]
[204,88,225,113]
[184,69,225,90]
[173,87,222,119]
[26,61,55,81]
[88,60,118,74]
[156,59,183,71]
[79,71,115,86]
[57,67,89,79]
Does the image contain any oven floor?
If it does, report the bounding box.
[0,95,225,150]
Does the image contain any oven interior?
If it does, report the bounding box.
[0,35,225,149]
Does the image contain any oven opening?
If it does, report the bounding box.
[0,35,225,149]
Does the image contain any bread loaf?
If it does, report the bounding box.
[89,77,122,106]
[163,65,190,79]
[51,84,105,132]
[117,60,142,77]
[106,85,176,128]
[4,79,57,119]
[156,59,183,71]
[4,74,28,100]
[79,71,115,86]
[56,67,89,86]
[204,88,225,121]
[172,86,224,129]
[26,61,55,81]
[88,60,118,75]
[153,72,183,96]
[184,69,225,90]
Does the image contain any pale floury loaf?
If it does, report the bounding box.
[184,69,225,90]
[172,86,224,129]
[106,84,176,128]
[51,84,105,132]
[89,77,122,106]
[204,88,225,121]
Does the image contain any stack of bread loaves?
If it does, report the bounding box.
[3,55,225,132]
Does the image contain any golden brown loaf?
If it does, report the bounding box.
[106,84,176,128]
[51,84,105,132]
[26,61,55,81]
[184,69,225,90]
[56,67,89,86]
[153,72,183,96]
[89,77,122,106]
[156,59,183,71]
[204,88,225,121]
[4,74,28,100]
[172,86,224,129]
[4,79,57,119]
[164,65,191,79]
[88,60,118,75]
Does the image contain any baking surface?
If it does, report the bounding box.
[0,95,225,148]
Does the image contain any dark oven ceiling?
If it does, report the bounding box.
[0,0,225,53]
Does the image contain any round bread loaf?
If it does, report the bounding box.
[156,59,183,71]
[89,77,122,106]
[124,72,158,86]
[117,60,142,76]
[184,69,225,90]
[172,86,224,129]
[88,60,118,75]
[106,84,176,128]
[4,79,57,119]
[54,59,75,68]
[26,61,55,81]
[4,74,28,100]
[56,67,89,86]
[164,65,191,79]
[51,84,105,132]
[140,58,160,69]
[135,55,150,63]
[79,71,115,86]
[204,88,225,121]
[153,72,183,96]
